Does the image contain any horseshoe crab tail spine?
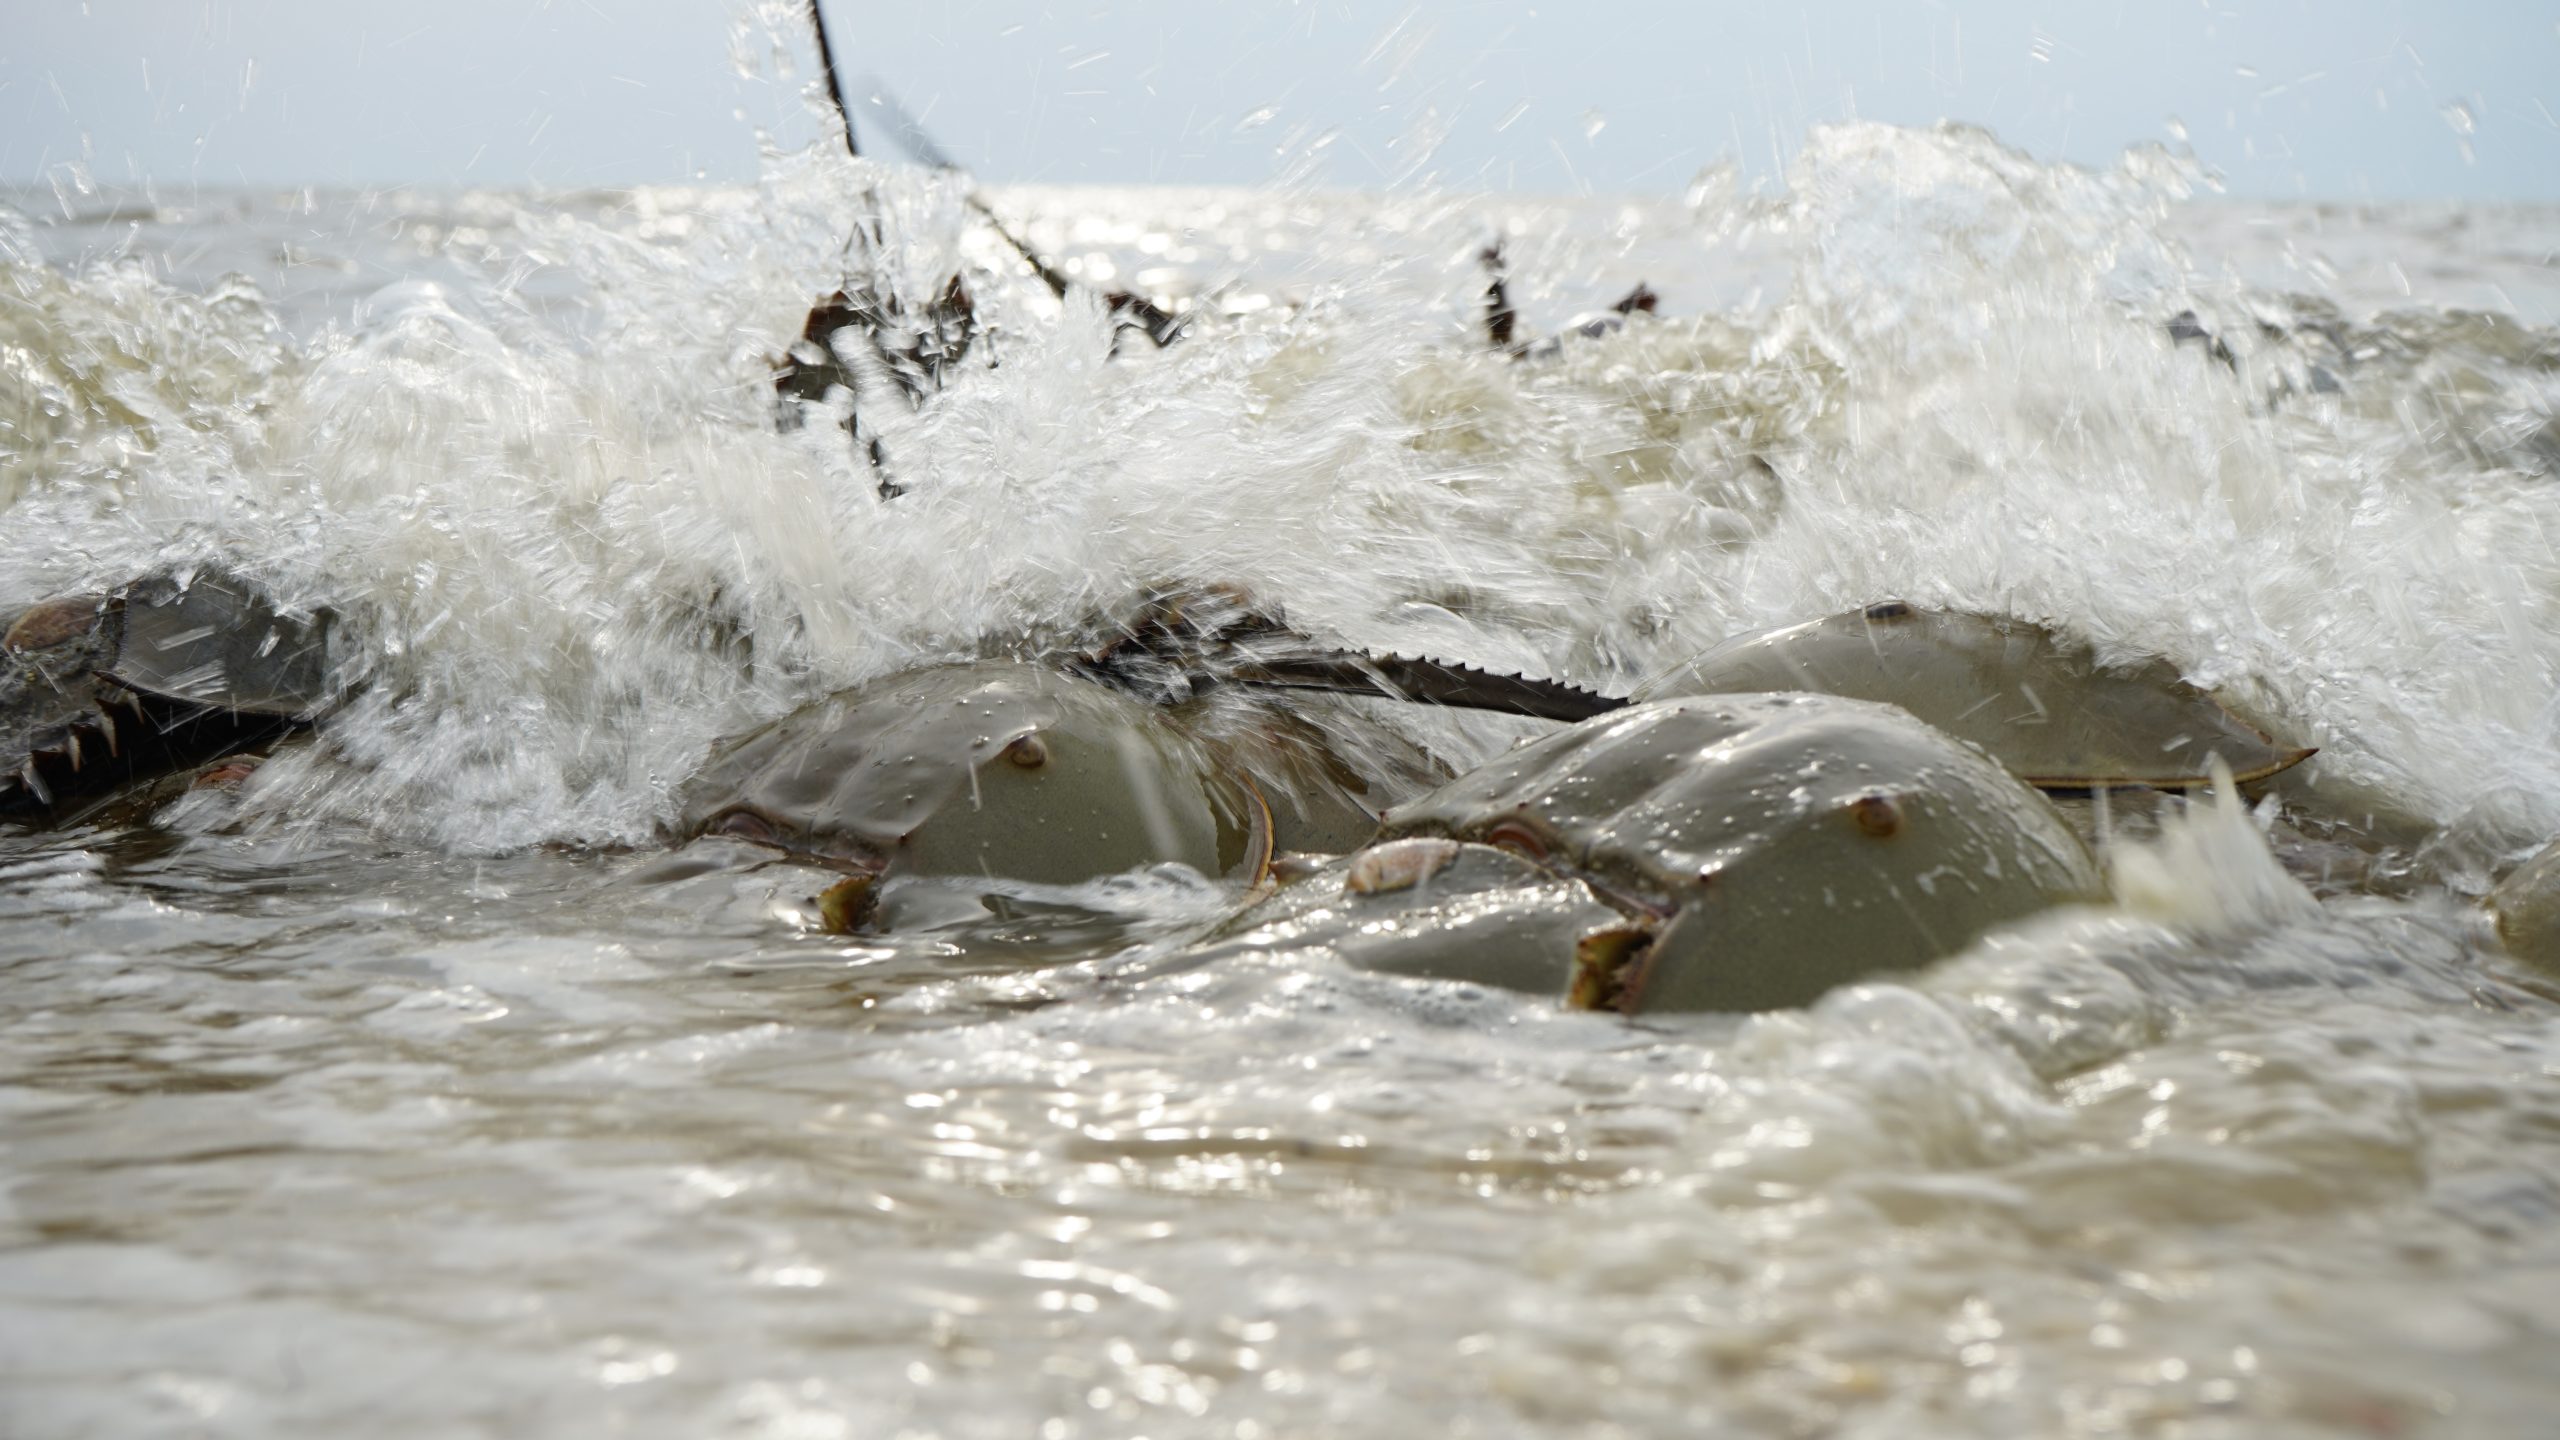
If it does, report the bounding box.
[804,1,859,159]
[861,81,1085,309]
[1237,653,1629,724]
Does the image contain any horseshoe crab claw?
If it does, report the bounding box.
[1642,603,2315,792]
[1373,691,2107,1013]
[672,662,1276,929]
[1,571,334,820]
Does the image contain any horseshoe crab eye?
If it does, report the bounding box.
[713,810,781,846]
[1848,793,1903,838]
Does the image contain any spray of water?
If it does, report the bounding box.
[4,121,2557,870]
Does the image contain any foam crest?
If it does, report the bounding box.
[2110,765,2321,934]
[5,124,2558,866]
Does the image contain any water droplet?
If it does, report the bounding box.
[2440,100,2476,135]
[1236,105,1279,133]
[1495,100,1530,133]
[1683,161,1737,211]
[1581,108,1607,141]
[2164,116,2189,143]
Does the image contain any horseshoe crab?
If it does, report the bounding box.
[644,577,1636,929]
[659,582,1602,931]
[2,573,2187,1000]
[0,571,332,820]
[1367,691,2107,1013]
[1643,603,2315,791]
[671,661,1279,927]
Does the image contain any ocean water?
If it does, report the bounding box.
[4,123,2560,1437]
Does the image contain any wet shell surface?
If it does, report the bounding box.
[101,572,335,718]
[1641,603,2313,790]
[1378,691,2108,1013]
[1184,838,1630,998]
[674,661,1272,887]
[2488,838,2560,976]
[1,572,332,815]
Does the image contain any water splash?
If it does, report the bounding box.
[2109,762,2319,934]
[6,123,2560,869]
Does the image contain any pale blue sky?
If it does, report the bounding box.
[4,1,2554,198]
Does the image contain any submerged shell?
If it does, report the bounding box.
[1642,604,2312,790]
[675,662,1270,886]
[2488,839,2560,976]
[1183,839,1628,997]
[1378,691,2106,1013]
